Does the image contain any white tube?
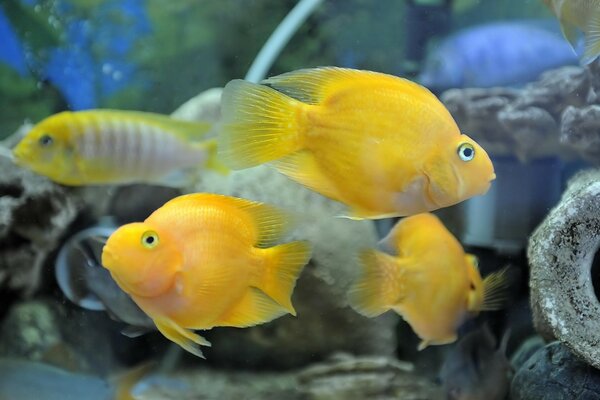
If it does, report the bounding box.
[245,0,324,83]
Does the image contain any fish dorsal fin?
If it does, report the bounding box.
[164,193,293,247]
[263,67,388,105]
[583,11,600,64]
[86,109,214,142]
[216,287,288,328]
[481,266,511,311]
[272,150,341,202]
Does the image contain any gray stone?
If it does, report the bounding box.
[440,63,597,162]
[170,87,223,124]
[190,166,398,368]
[561,105,600,163]
[511,342,600,400]
[510,335,545,371]
[528,169,600,369]
[0,300,63,361]
[297,353,440,400]
[0,155,79,295]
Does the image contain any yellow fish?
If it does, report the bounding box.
[543,0,600,64]
[101,193,311,358]
[218,67,495,219]
[349,213,508,350]
[13,109,226,186]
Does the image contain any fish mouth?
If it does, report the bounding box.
[489,172,497,182]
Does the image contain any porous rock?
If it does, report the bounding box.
[511,342,600,399]
[0,155,79,295]
[0,300,62,360]
[528,169,600,368]
[297,353,440,400]
[561,105,600,163]
[190,166,398,368]
[441,61,597,162]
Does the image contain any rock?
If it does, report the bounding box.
[511,342,600,399]
[0,300,63,361]
[191,166,398,368]
[528,169,600,368]
[0,155,79,295]
[510,335,545,371]
[170,87,223,124]
[138,368,300,400]
[561,105,600,163]
[297,353,440,400]
[440,63,597,162]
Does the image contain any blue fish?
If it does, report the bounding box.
[419,21,580,91]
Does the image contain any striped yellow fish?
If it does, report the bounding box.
[12,110,226,186]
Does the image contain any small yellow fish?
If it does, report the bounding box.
[349,213,508,350]
[218,67,495,219]
[101,193,312,358]
[13,110,226,186]
[543,0,600,64]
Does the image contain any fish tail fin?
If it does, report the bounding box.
[348,249,407,317]
[218,79,306,169]
[256,241,312,315]
[202,139,230,175]
[481,266,512,311]
[583,11,600,64]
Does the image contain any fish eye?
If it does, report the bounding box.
[457,142,475,162]
[141,230,159,249]
[38,134,54,148]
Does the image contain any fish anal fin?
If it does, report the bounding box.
[254,241,312,314]
[216,287,288,328]
[348,249,409,318]
[583,11,600,64]
[154,317,211,359]
[272,150,341,202]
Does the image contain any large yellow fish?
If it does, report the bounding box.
[13,110,225,186]
[349,213,508,350]
[543,0,600,64]
[218,67,495,219]
[101,193,311,358]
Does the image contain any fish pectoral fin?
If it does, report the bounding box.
[262,67,383,105]
[272,150,341,202]
[154,317,211,359]
[583,12,600,64]
[216,287,288,328]
[481,266,512,311]
[348,249,410,318]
